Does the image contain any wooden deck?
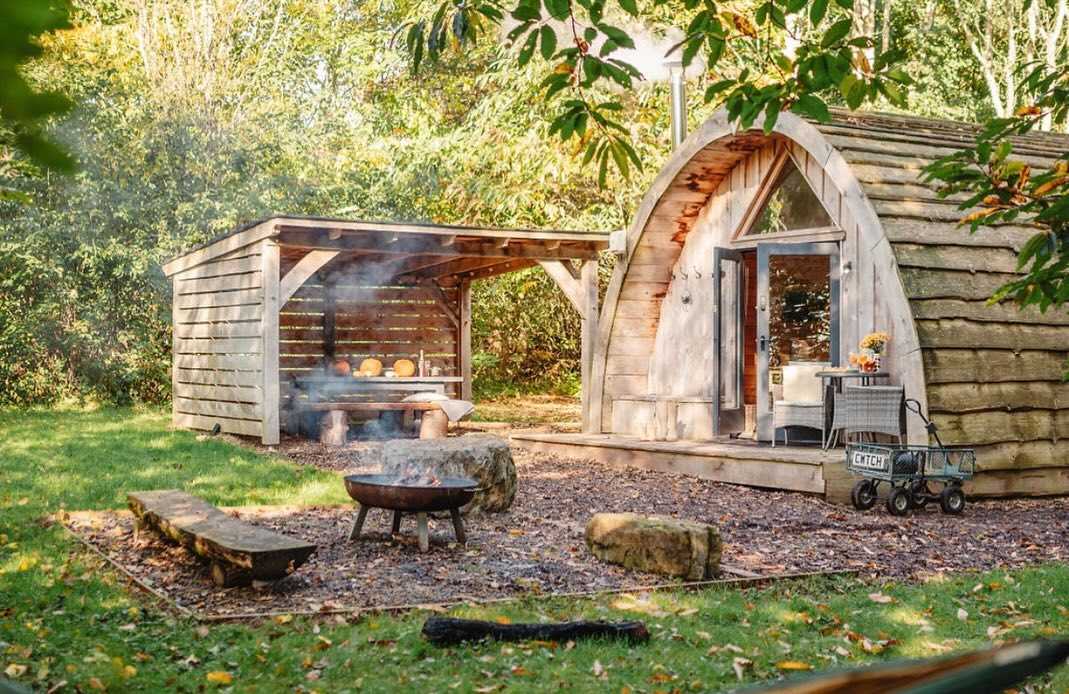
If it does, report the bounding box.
[510,432,850,500]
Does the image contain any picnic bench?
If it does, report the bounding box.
[299,401,448,445]
[127,490,316,587]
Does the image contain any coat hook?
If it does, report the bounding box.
[694,266,702,279]
[681,270,688,280]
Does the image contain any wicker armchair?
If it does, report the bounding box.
[825,385,905,449]
[772,363,827,447]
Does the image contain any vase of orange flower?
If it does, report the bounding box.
[859,331,890,372]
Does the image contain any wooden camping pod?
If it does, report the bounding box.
[587,108,1069,497]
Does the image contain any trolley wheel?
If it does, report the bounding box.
[910,481,931,508]
[851,480,878,510]
[940,484,966,515]
[886,487,911,516]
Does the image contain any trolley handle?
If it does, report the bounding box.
[905,398,943,448]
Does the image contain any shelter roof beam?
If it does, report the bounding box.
[275,228,600,260]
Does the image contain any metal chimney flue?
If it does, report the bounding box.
[666,58,686,149]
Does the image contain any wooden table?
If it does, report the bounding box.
[294,375,463,396]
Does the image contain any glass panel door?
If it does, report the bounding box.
[756,242,840,442]
[713,248,745,434]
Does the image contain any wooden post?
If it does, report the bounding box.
[459,281,472,401]
[322,279,336,363]
[261,240,281,445]
[319,409,348,446]
[581,259,599,433]
[171,275,180,429]
[419,409,449,438]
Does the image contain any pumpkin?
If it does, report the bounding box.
[393,359,416,377]
[328,358,350,376]
[358,358,383,377]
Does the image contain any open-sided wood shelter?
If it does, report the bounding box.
[162,216,607,444]
[517,109,1069,499]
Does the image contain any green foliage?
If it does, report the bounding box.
[405,0,911,184]
[0,0,75,173]
[923,63,1069,317]
[471,266,582,387]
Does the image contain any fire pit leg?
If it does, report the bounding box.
[417,512,430,553]
[348,505,370,541]
[449,508,466,545]
[391,510,402,534]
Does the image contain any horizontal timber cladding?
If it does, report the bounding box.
[923,349,1069,384]
[910,299,1069,325]
[967,466,1069,496]
[915,319,1069,352]
[173,413,262,437]
[931,409,1069,447]
[880,218,1035,250]
[900,268,1023,303]
[279,282,460,391]
[928,381,1069,414]
[171,243,266,439]
[893,244,1022,274]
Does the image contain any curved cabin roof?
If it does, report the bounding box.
[593,108,1069,473]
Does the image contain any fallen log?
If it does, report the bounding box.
[421,617,649,646]
[127,490,316,587]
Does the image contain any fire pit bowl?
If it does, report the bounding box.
[343,474,478,513]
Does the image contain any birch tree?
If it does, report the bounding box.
[953,0,1068,128]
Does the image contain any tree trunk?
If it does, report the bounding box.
[421,618,650,646]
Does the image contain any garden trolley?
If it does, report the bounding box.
[846,399,976,516]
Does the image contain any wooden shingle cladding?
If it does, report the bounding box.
[591,108,1069,496]
[821,113,1069,493]
[164,217,608,443]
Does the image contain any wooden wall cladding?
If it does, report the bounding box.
[171,247,264,437]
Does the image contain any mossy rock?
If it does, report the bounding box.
[585,512,721,580]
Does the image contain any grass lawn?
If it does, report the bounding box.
[1,407,1067,693]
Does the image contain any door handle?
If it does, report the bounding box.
[759,335,767,352]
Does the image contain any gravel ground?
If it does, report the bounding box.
[64,427,1069,619]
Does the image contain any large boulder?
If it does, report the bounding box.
[585,513,721,580]
[380,435,517,515]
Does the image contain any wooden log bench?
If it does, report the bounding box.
[127,490,316,588]
[299,401,447,445]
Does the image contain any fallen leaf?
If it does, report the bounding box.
[206,671,233,685]
[957,608,969,621]
[273,614,293,625]
[494,616,512,625]
[868,593,893,604]
[510,666,534,676]
[4,664,27,679]
[732,657,752,680]
[87,677,106,691]
[776,661,812,671]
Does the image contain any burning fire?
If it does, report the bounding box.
[395,466,441,487]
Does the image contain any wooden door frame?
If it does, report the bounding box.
[755,241,841,443]
[712,247,746,435]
